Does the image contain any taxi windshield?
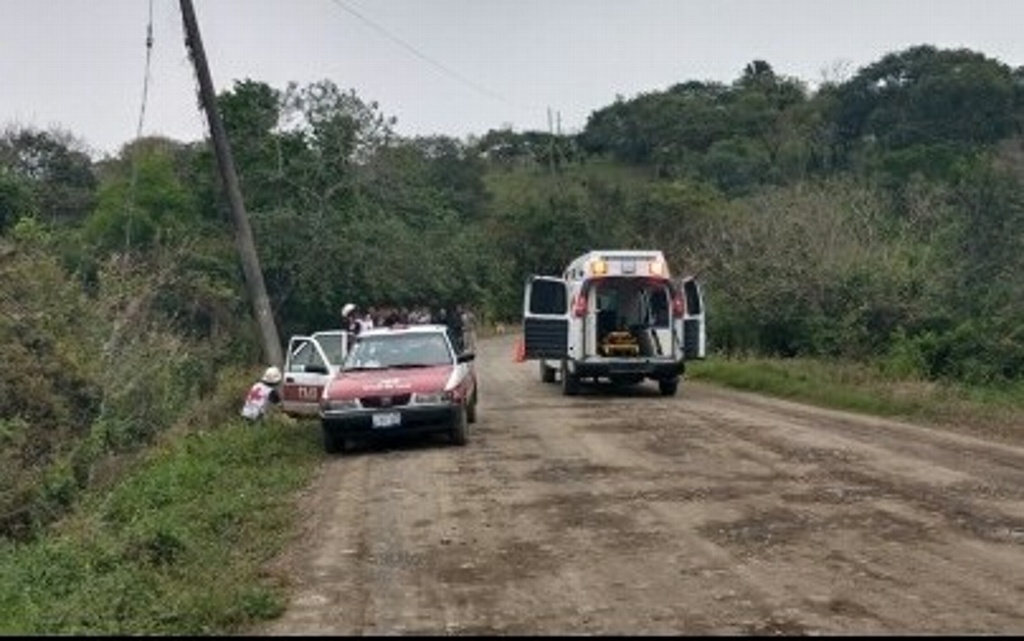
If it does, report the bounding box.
[343,333,452,370]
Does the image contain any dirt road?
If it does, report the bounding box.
[255,333,1024,635]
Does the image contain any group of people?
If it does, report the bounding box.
[340,302,476,353]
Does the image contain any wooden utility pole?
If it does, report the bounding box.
[179,0,283,367]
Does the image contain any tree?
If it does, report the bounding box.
[729,60,810,182]
[84,139,199,253]
[831,46,1018,153]
[0,127,96,227]
[216,79,288,213]
[0,170,35,234]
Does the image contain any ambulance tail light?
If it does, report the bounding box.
[572,293,588,318]
[671,290,685,318]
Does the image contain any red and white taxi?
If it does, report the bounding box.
[319,324,478,453]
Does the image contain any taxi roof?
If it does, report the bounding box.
[357,324,448,338]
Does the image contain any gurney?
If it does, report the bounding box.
[599,331,640,357]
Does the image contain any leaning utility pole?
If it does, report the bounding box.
[179,0,283,367]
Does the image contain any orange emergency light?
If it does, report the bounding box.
[648,260,667,276]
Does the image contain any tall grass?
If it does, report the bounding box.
[688,356,1024,436]
[0,414,322,634]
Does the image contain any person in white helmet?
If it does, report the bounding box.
[241,366,283,421]
[341,303,360,334]
[341,302,374,335]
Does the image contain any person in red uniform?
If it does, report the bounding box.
[241,366,282,421]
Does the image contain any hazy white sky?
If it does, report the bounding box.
[3,0,1024,157]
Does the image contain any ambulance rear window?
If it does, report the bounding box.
[530,279,568,315]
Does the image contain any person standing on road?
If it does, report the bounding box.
[459,304,476,351]
[445,305,465,353]
[241,366,283,421]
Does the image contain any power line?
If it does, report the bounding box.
[125,0,155,250]
[326,0,542,115]
[135,0,155,141]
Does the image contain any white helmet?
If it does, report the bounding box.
[341,303,357,317]
[262,366,282,385]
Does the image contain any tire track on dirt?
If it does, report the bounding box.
[254,334,1024,634]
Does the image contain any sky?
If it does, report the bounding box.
[3,0,1024,158]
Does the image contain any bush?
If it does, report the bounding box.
[883,320,1024,384]
[0,236,243,541]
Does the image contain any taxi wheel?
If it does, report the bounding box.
[323,426,345,454]
[466,390,478,424]
[450,407,468,446]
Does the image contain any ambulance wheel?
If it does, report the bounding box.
[540,361,557,383]
[658,377,679,396]
[561,361,580,396]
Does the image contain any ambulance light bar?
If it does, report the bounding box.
[587,255,668,278]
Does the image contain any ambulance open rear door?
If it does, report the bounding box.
[522,275,570,360]
[681,277,706,360]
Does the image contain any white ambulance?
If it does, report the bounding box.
[522,249,705,396]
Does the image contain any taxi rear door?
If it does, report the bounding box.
[282,335,336,417]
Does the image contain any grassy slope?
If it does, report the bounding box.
[689,357,1024,440]
[0,410,322,635]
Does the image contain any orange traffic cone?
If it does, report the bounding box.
[513,335,526,362]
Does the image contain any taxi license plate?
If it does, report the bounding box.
[372,412,401,429]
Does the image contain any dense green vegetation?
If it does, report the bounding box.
[2,43,1024,632]
[0,395,322,634]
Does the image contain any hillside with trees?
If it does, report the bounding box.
[2,44,1024,541]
